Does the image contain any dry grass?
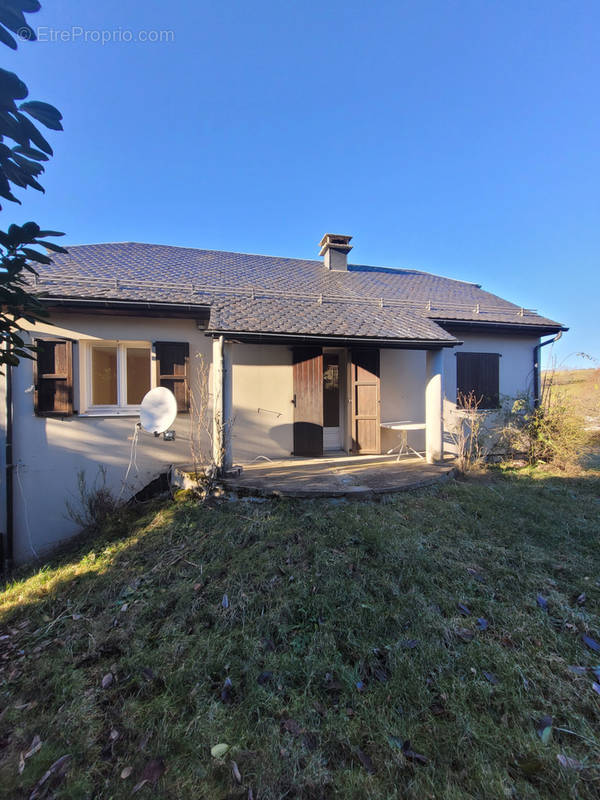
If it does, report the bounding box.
[1,466,600,799]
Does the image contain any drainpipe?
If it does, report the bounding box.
[2,350,14,576]
[533,331,562,408]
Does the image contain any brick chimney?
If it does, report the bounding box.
[319,233,352,271]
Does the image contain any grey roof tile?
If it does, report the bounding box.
[29,242,564,340]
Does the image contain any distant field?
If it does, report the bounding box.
[544,368,600,432]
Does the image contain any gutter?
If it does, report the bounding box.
[436,319,568,336]
[41,296,211,319]
[206,330,459,349]
[533,331,562,407]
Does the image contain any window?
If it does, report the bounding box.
[456,352,500,410]
[86,341,151,413]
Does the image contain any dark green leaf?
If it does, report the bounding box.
[13,111,53,155]
[0,68,28,101]
[21,247,52,264]
[0,22,17,49]
[13,144,49,162]
[19,100,62,130]
[33,240,67,254]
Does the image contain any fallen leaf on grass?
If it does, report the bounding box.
[477,618,489,631]
[557,753,584,771]
[458,603,471,616]
[221,594,229,609]
[18,751,25,775]
[121,766,133,779]
[576,593,586,606]
[456,628,474,642]
[211,743,230,759]
[535,715,553,744]
[356,748,375,773]
[231,760,242,784]
[467,567,485,583]
[536,595,548,611]
[592,682,600,696]
[568,665,587,675]
[101,672,113,689]
[221,677,233,704]
[401,740,428,765]
[582,634,600,653]
[24,735,42,760]
[373,668,388,683]
[398,638,419,649]
[483,672,499,685]
[132,758,165,793]
[29,754,71,800]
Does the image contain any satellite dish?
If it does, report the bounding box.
[139,387,177,434]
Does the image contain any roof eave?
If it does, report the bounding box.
[41,296,212,320]
[206,329,460,349]
[434,318,568,336]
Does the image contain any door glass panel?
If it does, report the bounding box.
[323,354,339,427]
[126,347,151,405]
[91,345,117,405]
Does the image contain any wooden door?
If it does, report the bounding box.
[350,348,381,454]
[292,347,323,456]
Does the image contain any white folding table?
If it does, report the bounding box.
[381,420,426,460]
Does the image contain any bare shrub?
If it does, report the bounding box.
[66,467,121,530]
[448,391,494,473]
[189,354,230,495]
[499,375,587,471]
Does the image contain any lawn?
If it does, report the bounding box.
[1,466,600,799]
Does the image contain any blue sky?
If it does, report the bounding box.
[7,0,600,366]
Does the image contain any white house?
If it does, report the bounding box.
[0,233,565,565]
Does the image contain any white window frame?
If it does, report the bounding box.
[80,340,155,416]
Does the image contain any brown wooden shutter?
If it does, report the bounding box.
[456,352,500,409]
[292,347,323,456]
[154,341,189,411]
[350,348,381,454]
[34,339,74,417]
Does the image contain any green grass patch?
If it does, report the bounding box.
[1,467,600,798]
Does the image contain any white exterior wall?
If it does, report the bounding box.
[230,343,294,461]
[380,349,427,453]
[1,317,539,563]
[442,331,539,454]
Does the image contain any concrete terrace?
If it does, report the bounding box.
[221,453,457,498]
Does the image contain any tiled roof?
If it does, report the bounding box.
[30,242,564,341]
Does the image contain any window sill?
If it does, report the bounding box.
[78,408,141,418]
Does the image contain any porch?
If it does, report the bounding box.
[221,452,456,498]
[211,337,448,470]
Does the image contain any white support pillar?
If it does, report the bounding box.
[425,348,444,464]
[212,335,233,472]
